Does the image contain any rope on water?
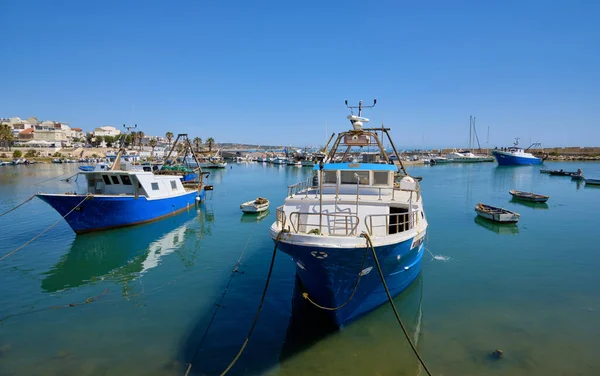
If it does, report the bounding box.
[302,246,369,311]
[33,170,79,186]
[0,289,110,323]
[0,195,91,262]
[362,232,433,376]
[184,223,259,375]
[0,278,180,324]
[0,195,35,217]
[184,229,287,376]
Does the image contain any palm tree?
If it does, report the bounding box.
[193,137,202,152]
[0,124,14,151]
[137,131,145,150]
[166,132,174,148]
[130,131,138,150]
[149,138,157,157]
[206,137,215,152]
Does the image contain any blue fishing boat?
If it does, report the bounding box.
[491,138,546,166]
[270,99,427,326]
[37,131,205,234]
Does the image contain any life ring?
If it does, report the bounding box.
[310,250,328,259]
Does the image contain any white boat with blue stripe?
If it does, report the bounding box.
[270,100,427,326]
[491,138,547,166]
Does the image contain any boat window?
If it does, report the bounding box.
[121,175,132,185]
[102,175,112,185]
[151,182,159,190]
[373,171,389,186]
[110,175,120,184]
[170,180,177,190]
[323,171,337,184]
[341,171,369,185]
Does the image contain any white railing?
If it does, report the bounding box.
[286,211,360,236]
[276,205,286,228]
[286,178,421,202]
[364,211,419,236]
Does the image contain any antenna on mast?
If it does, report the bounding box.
[345,99,376,117]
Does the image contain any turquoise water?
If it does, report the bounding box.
[1,161,600,375]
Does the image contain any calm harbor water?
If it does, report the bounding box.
[1,161,600,376]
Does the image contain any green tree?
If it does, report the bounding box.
[95,135,104,147]
[13,150,22,158]
[25,149,38,158]
[165,132,174,148]
[206,137,215,152]
[193,137,202,152]
[130,131,138,150]
[0,124,15,151]
[137,131,145,150]
[125,134,132,147]
[104,135,115,148]
[149,138,157,157]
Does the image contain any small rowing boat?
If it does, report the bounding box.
[549,169,576,176]
[240,197,270,213]
[585,178,600,186]
[475,203,520,223]
[570,169,584,181]
[509,190,549,203]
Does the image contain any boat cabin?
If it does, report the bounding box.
[84,171,189,198]
[280,162,423,238]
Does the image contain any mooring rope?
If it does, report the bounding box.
[0,195,35,217]
[33,170,79,186]
[0,195,91,262]
[184,229,287,376]
[183,223,260,376]
[0,288,110,323]
[301,246,369,311]
[361,232,433,376]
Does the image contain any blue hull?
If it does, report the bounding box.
[277,237,423,326]
[492,152,542,166]
[37,190,205,234]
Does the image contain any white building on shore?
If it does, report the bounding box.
[93,126,121,137]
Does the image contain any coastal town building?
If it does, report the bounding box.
[93,126,121,137]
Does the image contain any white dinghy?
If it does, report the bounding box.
[240,197,270,213]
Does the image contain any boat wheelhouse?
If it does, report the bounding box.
[269,100,427,326]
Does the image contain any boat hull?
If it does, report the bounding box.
[492,151,542,166]
[509,191,549,203]
[475,210,519,223]
[275,236,424,326]
[36,189,204,234]
[585,179,600,186]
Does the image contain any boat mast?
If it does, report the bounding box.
[469,116,472,150]
[111,124,137,171]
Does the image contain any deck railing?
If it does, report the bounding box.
[364,211,419,236]
[286,179,421,202]
[288,211,360,236]
[276,205,286,228]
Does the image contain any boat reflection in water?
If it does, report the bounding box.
[474,216,519,235]
[509,197,549,210]
[275,274,425,375]
[240,209,270,224]
[41,206,214,293]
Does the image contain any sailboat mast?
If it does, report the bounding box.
[469,116,472,150]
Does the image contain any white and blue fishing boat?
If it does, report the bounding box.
[37,134,205,234]
[491,138,547,166]
[270,99,427,326]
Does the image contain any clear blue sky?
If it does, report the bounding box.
[1,0,599,148]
